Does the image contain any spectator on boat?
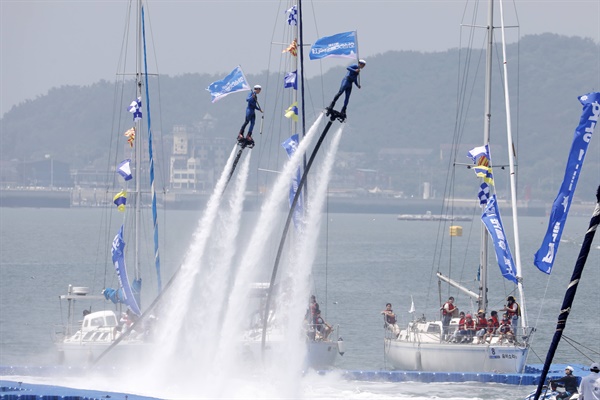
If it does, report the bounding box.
[314,309,332,340]
[450,311,466,342]
[480,318,497,344]
[579,362,600,400]
[381,303,400,337]
[440,296,457,340]
[120,309,137,334]
[452,312,475,343]
[490,310,500,328]
[475,310,488,342]
[238,84,263,147]
[328,59,366,116]
[498,315,513,344]
[462,313,477,342]
[306,294,319,324]
[501,295,520,334]
[550,365,579,399]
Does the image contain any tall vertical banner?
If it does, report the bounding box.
[281,134,304,230]
[534,92,600,274]
[111,225,142,316]
[481,194,518,284]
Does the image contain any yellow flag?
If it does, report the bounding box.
[285,102,298,122]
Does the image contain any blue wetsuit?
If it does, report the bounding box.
[331,64,361,112]
[240,90,262,136]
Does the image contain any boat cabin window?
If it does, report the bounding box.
[427,324,441,333]
[90,316,104,327]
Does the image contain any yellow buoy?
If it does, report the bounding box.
[449,225,463,237]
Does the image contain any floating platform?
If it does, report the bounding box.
[0,380,160,400]
[336,363,589,385]
[0,363,590,398]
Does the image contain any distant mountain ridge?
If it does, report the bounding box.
[1,33,599,201]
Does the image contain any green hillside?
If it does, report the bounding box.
[1,33,599,202]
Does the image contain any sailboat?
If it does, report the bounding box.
[54,0,163,365]
[384,0,530,373]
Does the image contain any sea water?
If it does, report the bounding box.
[1,205,599,399]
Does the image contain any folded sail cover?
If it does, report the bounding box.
[309,31,357,60]
[107,225,142,316]
[534,92,600,274]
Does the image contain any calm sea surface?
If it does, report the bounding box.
[1,206,599,399]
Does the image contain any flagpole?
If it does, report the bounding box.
[298,0,309,204]
[354,30,361,87]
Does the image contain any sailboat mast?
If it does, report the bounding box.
[292,0,299,138]
[478,0,493,312]
[498,0,527,330]
[298,0,306,140]
[297,0,309,199]
[134,0,143,282]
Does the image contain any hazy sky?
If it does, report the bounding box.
[1,0,599,117]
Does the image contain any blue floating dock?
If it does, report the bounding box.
[0,363,591,398]
[1,369,161,400]
[332,363,590,386]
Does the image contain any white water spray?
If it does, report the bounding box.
[123,114,348,398]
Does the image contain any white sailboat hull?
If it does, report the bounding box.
[57,341,152,366]
[242,332,341,370]
[306,340,341,369]
[384,321,528,373]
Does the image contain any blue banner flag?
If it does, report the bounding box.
[110,225,142,316]
[206,66,250,103]
[282,134,304,230]
[534,92,600,274]
[309,31,357,60]
[284,70,298,90]
[481,195,518,284]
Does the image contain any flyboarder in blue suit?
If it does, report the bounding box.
[328,59,366,116]
[238,84,263,148]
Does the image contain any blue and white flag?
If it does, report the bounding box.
[284,70,298,90]
[481,195,518,284]
[282,134,304,230]
[467,144,490,163]
[309,31,357,60]
[534,92,600,274]
[478,182,490,205]
[117,159,133,181]
[286,5,298,26]
[111,225,142,316]
[128,97,142,121]
[206,66,250,103]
